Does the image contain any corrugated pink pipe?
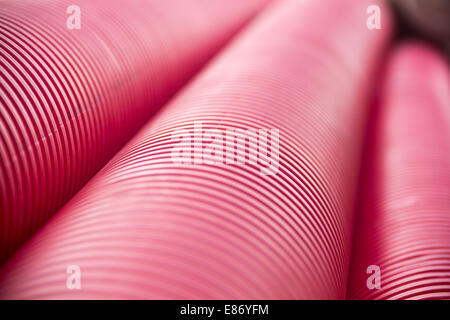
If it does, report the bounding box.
[0,0,269,261]
[347,43,450,300]
[0,0,391,299]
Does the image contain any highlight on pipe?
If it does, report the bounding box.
[0,0,449,303]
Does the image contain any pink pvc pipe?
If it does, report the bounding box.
[347,43,450,300]
[0,0,269,261]
[0,0,391,299]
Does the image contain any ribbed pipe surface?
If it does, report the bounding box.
[0,0,391,299]
[0,0,268,261]
[347,43,450,300]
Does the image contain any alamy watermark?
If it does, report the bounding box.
[66,5,81,29]
[366,5,381,30]
[366,265,381,290]
[170,122,280,175]
[66,265,81,290]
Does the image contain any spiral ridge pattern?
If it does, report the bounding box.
[347,43,450,300]
[0,0,268,261]
[0,0,391,299]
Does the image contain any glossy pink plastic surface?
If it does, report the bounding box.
[0,0,269,261]
[0,0,391,299]
[347,43,450,300]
